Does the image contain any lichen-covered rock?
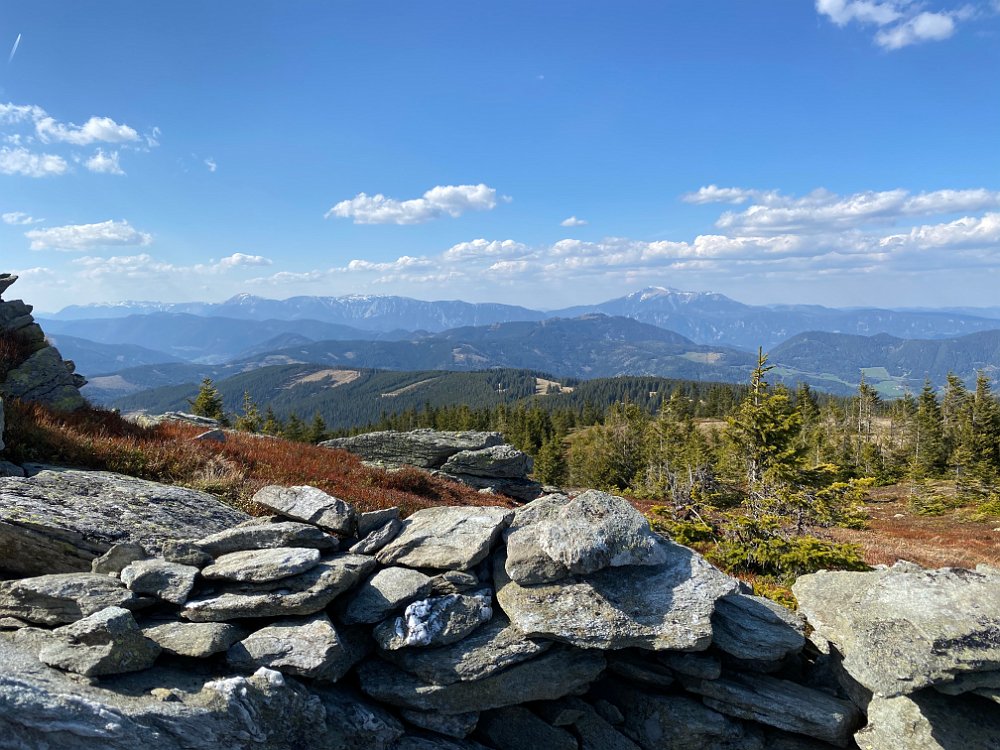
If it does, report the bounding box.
[855,689,1000,750]
[195,521,339,556]
[0,469,247,576]
[400,708,479,738]
[142,620,246,658]
[0,345,86,410]
[478,706,577,750]
[440,444,533,478]
[376,506,513,571]
[322,429,505,469]
[793,562,1000,697]
[374,590,492,651]
[0,396,5,453]
[252,484,356,534]
[38,606,161,677]
[494,542,738,651]
[201,546,321,583]
[227,613,366,682]
[0,572,145,625]
[503,490,667,585]
[553,697,643,750]
[121,559,199,605]
[161,540,214,568]
[182,554,376,621]
[377,613,551,685]
[341,566,434,625]
[350,517,402,554]
[357,646,606,714]
[357,507,401,537]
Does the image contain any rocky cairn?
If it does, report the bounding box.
[0,479,997,749]
[322,429,543,501]
[0,273,86,412]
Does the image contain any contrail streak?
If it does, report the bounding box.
[8,33,21,63]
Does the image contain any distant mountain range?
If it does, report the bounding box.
[42,286,1000,351]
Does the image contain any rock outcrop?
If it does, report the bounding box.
[322,429,543,501]
[0,273,86,411]
[0,477,996,749]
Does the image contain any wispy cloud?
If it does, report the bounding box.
[8,33,20,63]
[71,252,273,280]
[204,157,217,173]
[326,184,503,224]
[560,216,589,227]
[2,211,43,225]
[26,220,153,251]
[84,149,125,175]
[815,0,987,50]
[36,115,139,146]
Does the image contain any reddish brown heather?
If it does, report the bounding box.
[1,400,508,516]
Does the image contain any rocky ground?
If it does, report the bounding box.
[0,473,998,749]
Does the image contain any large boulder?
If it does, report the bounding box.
[201,547,322,583]
[793,562,1000,697]
[1,345,86,410]
[0,469,248,576]
[322,429,505,469]
[38,606,161,677]
[251,485,357,534]
[376,506,513,571]
[0,396,5,453]
[494,541,738,651]
[440,444,533,479]
[856,689,1000,750]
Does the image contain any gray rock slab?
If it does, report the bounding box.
[227,613,366,683]
[142,620,246,657]
[0,469,247,576]
[430,570,480,594]
[357,507,401,537]
[196,521,339,556]
[711,593,805,662]
[687,671,861,747]
[400,708,479,738]
[478,706,577,750]
[657,651,723,680]
[357,647,606,714]
[612,682,763,750]
[440,444,533,479]
[856,689,1000,750]
[121,559,199,605]
[201,546,321,583]
[377,612,552,685]
[494,542,738,651]
[607,652,676,687]
[38,606,161,677]
[322,429,504,469]
[0,632,395,750]
[341,566,434,625]
[394,736,491,750]
[181,554,376,621]
[374,590,493,650]
[1,345,86,410]
[0,459,24,477]
[161,540,214,568]
[251,484,357,534]
[794,563,1000,697]
[503,490,666,585]
[350,517,402,554]
[556,697,642,750]
[91,542,148,575]
[376,506,513,571]
[0,572,144,625]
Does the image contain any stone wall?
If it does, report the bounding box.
[0,272,86,411]
[0,478,997,749]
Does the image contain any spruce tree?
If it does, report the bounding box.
[189,378,226,423]
[912,380,946,478]
[234,391,261,433]
[307,412,328,444]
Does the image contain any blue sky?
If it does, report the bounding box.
[2,1,999,312]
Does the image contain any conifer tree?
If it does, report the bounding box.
[234,391,261,433]
[189,378,226,423]
[912,380,946,478]
[261,405,282,436]
[307,412,328,444]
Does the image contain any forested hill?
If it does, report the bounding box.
[771,329,1000,397]
[109,364,748,431]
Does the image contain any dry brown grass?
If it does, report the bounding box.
[1,400,506,517]
[826,483,1000,569]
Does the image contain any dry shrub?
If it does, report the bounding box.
[1,400,505,516]
[0,330,35,381]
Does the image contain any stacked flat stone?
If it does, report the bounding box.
[0,482,996,749]
[0,272,86,411]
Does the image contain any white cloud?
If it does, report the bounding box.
[816,0,980,49]
[26,220,153,251]
[2,211,42,225]
[682,185,775,205]
[36,115,139,146]
[560,216,589,227]
[714,187,1000,234]
[0,147,67,177]
[215,253,272,269]
[880,211,1000,250]
[875,11,956,48]
[85,149,125,175]
[205,158,217,173]
[326,184,501,224]
[71,252,275,280]
[442,239,530,262]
